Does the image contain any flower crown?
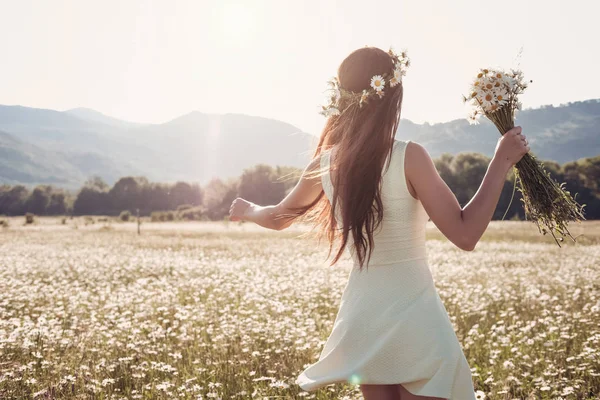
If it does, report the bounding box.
[319,47,410,117]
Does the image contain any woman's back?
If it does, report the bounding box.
[321,139,430,268]
[230,45,526,399]
[298,138,476,399]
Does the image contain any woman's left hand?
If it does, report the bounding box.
[229,198,253,222]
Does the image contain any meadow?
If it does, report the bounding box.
[0,217,599,399]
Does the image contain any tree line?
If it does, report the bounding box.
[1,153,599,221]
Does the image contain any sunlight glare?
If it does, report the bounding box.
[219,2,255,45]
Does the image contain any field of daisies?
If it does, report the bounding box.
[1,218,599,400]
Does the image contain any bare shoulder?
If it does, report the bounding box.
[300,154,325,183]
[404,141,441,195]
[307,154,321,170]
[404,141,435,171]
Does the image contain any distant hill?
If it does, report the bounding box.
[0,129,143,187]
[0,105,316,189]
[65,107,146,129]
[0,99,599,190]
[396,99,600,163]
[0,130,80,185]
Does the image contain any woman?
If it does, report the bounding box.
[229,46,529,400]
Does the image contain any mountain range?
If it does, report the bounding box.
[1,99,599,190]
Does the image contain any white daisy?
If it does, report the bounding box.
[324,107,340,117]
[327,77,340,88]
[469,86,483,100]
[481,77,495,92]
[391,68,402,87]
[333,88,341,103]
[359,90,369,106]
[494,89,509,106]
[502,74,515,89]
[511,69,524,81]
[467,111,480,125]
[320,107,330,117]
[399,50,409,62]
[370,75,385,92]
[479,91,494,112]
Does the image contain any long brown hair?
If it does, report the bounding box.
[278,46,404,270]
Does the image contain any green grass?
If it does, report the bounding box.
[0,219,599,399]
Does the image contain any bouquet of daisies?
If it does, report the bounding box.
[463,68,585,245]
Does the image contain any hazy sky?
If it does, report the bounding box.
[1,0,599,135]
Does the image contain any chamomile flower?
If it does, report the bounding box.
[319,47,409,116]
[483,80,494,91]
[370,75,385,92]
[467,111,480,125]
[324,107,340,117]
[469,87,483,100]
[494,89,509,106]
[502,74,515,88]
[359,90,369,106]
[332,88,341,103]
[511,69,524,81]
[480,92,494,111]
[391,68,402,87]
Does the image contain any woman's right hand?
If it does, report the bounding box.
[229,197,253,222]
[494,126,530,167]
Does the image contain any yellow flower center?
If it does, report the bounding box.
[375,80,381,87]
[486,83,493,89]
[471,92,477,98]
[497,95,503,101]
[496,73,502,78]
[477,73,483,79]
[485,94,493,101]
[483,69,489,74]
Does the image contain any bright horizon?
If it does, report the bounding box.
[1,0,599,135]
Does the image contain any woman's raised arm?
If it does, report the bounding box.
[404,127,529,251]
[229,156,323,230]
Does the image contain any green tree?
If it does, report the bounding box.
[0,185,29,215]
[274,165,302,194]
[25,185,52,215]
[47,191,67,215]
[109,176,148,214]
[238,164,286,206]
[84,176,110,191]
[142,182,170,214]
[203,177,239,220]
[434,153,457,192]
[562,159,600,219]
[73,178,111,215]
[168,181,203,210]
[450,153,490,206]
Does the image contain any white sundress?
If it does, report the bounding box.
[295,139,476,399]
